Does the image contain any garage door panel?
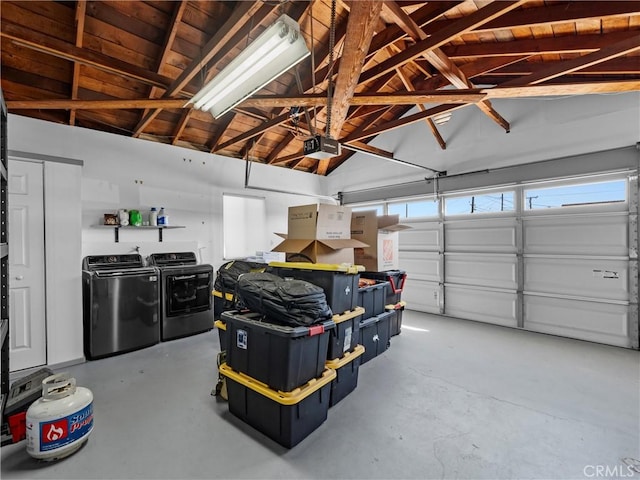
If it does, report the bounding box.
[445,286,517,327]
[445,253,517,290]
[402,280,440,314]
[525,257,629,301]
[446,218,517,253]
[399,223,440,251]
[524,214,627,256]
[399,252,439,282]
[524,295,631,348]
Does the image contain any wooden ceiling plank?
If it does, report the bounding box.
[359,1,527,85]
[0,21,179,92]
[69,0,86,126]
[384,1,510,132]
[132,1,264,137]
[500,34,640,87]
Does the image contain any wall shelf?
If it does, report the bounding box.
[92,225,185,243]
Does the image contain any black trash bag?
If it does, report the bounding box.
[214,260,267,308]
[236,272,333,327]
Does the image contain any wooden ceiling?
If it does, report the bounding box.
[1,1,639,176]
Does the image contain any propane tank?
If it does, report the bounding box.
[26,373,94,461]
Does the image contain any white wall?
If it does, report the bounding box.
[325,92,640,196]
[8,113,326,366]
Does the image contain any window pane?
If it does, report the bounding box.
[446,192,514,215]
[524,180,626,210]
[388,199,438,218]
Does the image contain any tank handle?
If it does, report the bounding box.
[42,373,77,400]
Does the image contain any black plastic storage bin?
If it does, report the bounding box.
[386,301,406,336]
[361,270,406,305]
[220,363,335,448]
[357,281,389,320]
[325,345,365,406]
[327,307,364,360]
[359,310,393,364]
[222,310,335,392]
[268,262,360,315]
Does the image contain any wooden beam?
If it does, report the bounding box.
[142,1,187,143]
[270,152,306,166]
[6,99,188,110]
[342,104,469,143]
[213,112,291,152]
[0,21,181,92]
[318,1,383,175]
[475,1,640,33]
[132,1,264,137]
[359,1,527,85]
[244,91,486,107]
[485,80,640,98]
[395,65,446,150]
[500,35,640,88]
[441,30,640,60]
[384,1,509,132]
[366,1,462,63]
[69,0,86,126]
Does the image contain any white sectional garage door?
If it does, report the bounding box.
[396,177,637,349]
[522,212,632,347]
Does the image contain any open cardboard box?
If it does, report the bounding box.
[272,204,367,264]
[351,211,411,271]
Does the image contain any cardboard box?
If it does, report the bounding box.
[350,211,411,271]
[273,204,367,264]
[287,204,352,240]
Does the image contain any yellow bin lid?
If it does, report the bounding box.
[269,261,363,274]
[214,319,226,331]
[333,306,365,324]
[325,344,365,370]
[212,290,234,301]
[219,364,336,405]
[385,300,407,310]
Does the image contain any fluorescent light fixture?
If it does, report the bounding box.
[191,14,311,118]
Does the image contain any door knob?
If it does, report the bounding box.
[15,275,23,280]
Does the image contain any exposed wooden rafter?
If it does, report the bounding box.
[69,0,86,126]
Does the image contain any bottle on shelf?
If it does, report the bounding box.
[149,207,158,226]
[158,207,168,226]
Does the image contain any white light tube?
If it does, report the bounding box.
[191,14,311,118]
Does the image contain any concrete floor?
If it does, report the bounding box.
[2,310,639,480]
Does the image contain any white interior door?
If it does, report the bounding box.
[8,159,46,371]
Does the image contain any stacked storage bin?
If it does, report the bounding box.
[362,270,407,337]
[219,310,336,448]
[326,307,365,406]
[269,262,368,406]
[356,279,392,364]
